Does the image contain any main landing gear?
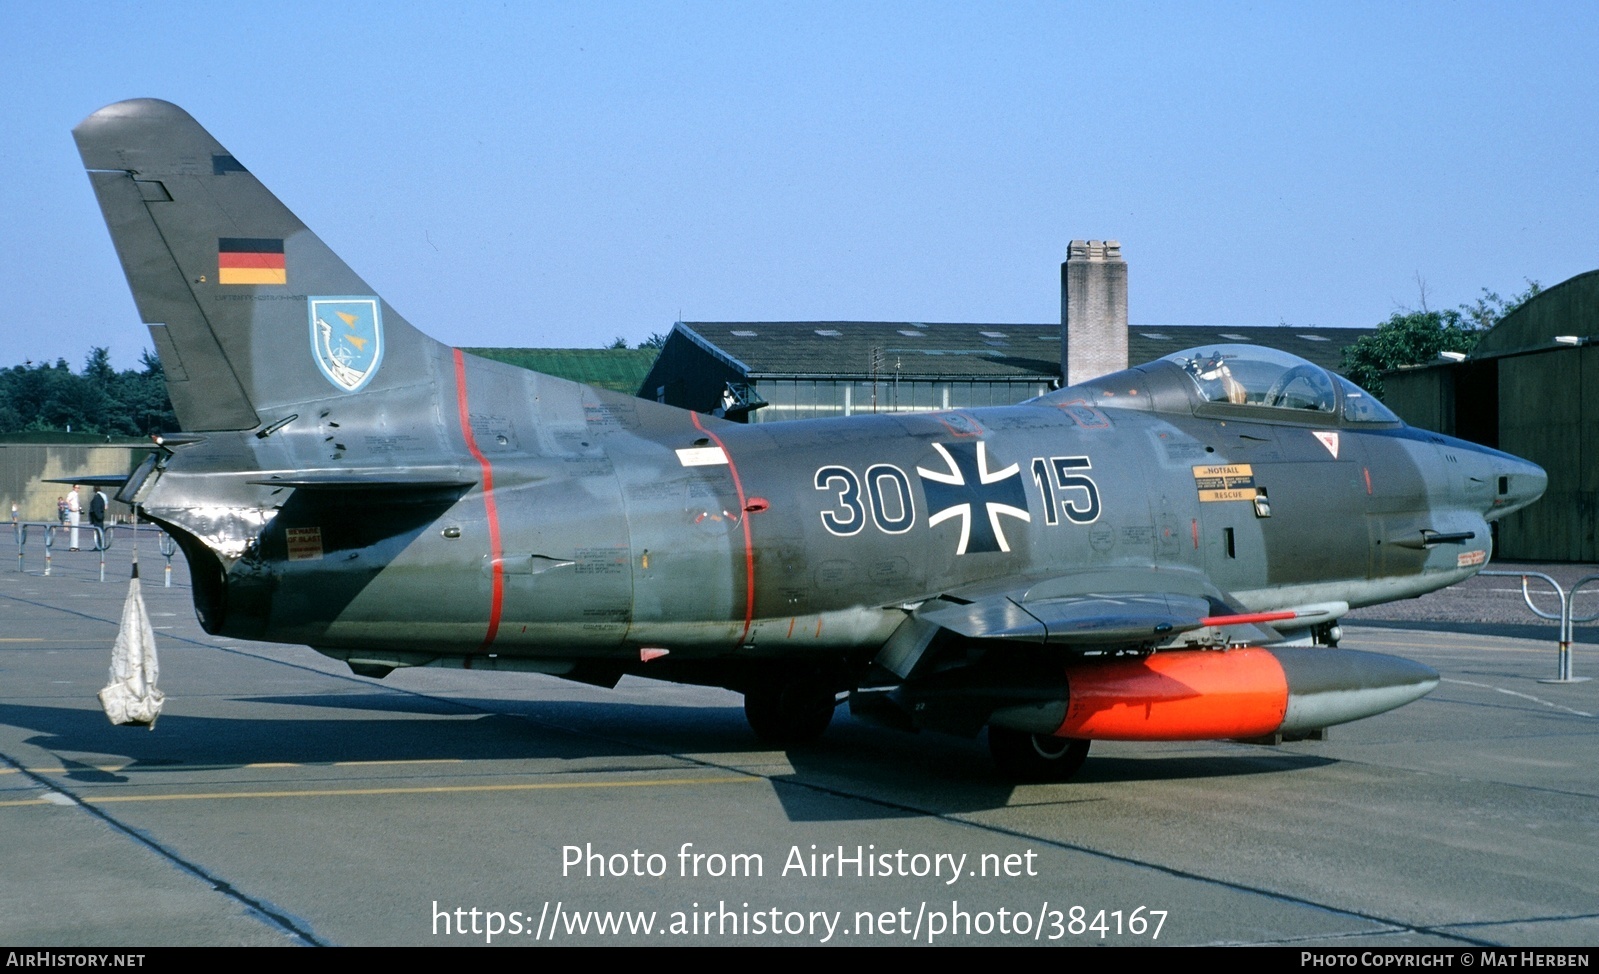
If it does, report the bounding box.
[741,675,1093,784]
[743,678,838,746]
[986,727,1091,782]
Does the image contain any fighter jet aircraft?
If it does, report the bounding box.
[73,100,1546,780]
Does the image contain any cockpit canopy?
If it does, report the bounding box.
[1169,345,1336,411]
[1061,345,1399,425]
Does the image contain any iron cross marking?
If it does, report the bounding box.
[916,441,1032,555]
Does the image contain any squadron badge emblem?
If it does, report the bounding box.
[308,297,384,392]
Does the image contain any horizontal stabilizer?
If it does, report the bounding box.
[45,474,139,489]
[247,472,476,491]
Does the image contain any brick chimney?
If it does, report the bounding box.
[1060,239,1128,386]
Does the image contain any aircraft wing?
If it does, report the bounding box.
[911,565,1343,651]
[916,589,1217,645]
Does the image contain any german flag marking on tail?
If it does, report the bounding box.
[218,237,286,285]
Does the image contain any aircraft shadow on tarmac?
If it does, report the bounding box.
[771,724,1336,821]
[239,692,1338,794]
[4,691,1336,820]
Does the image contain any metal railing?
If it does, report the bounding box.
[12,521,114,581]
[13,521,178,586]
[1478,570,1599,684]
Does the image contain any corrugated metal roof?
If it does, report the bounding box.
[677,322,1371,378]
[675,322,1055,380]
[1127,326,1370,371]
[464,348,658,393]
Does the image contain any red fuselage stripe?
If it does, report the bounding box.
[690,412,755,645]
[454,348,502,649]
[1200,610,1299,626]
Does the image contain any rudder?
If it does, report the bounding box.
[74,99,445,432]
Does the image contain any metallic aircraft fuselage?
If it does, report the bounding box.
[140,352,1541,664]
[75,99,1547,779]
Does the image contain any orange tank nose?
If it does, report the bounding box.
[1056,646,1437,741]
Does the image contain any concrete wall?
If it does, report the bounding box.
[0,444,145,523]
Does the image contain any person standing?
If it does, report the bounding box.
[89,488,108,548]
[67,485,81,551]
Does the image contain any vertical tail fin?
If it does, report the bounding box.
[74,99,444,431]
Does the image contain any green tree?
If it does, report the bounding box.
[1341,282,1542,399]
[79,346,115,431]
[120,351,178,435]
[636,332,668,350]
[0,348,177,435]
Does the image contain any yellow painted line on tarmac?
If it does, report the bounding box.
[4,757,468,776]
[254,758,466,769]
[0,775,758,807]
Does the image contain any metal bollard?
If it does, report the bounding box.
[160,532,177,588]
[1479,570,1598,684]
[43,524,53,576]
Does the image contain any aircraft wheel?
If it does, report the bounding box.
[744,680,836,746]
[987,726,1090,782]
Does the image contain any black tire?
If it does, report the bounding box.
[744,680,836,745]
[987,726,1091,782]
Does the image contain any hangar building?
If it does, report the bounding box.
[639,321,1365,422]
[1385,269,1599,561]
[640,240,1370,422]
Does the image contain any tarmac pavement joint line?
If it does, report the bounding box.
[3,758,470,776]
[0,746,325,945]
[1440,678,1595,718]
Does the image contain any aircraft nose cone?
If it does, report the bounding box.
[1269,647,1439,735]
[1491,457,1547,520]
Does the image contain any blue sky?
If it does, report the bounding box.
[2,2,1594,370]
